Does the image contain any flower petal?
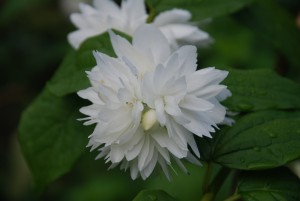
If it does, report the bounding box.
[153,9,191,26]
[180,95,214,111]
[93,0,120,13]
[68,29,100,49]
[133,25,171,66]
[109,30,152,74]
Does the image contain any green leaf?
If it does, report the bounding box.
[47,50,90,98]
[147,0,254,21]
[133,189,177,201]
[18,88,90,189]
[237,168,300,201]
[47,32,116,96]
[223,69,300,112]
[236,0,300,78]
[213,110,300,170]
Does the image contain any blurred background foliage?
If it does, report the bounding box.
[1,0,300,201]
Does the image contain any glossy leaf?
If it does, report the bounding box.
[47,32,115,96]
[223,69,300,112]
[133,189,177,201]
[238,168,300,201]
[18,89,90,189]
[213,110,300,170]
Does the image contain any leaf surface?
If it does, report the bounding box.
[213,111,300,170]
[19,89,90,189]
[238,168,300,201]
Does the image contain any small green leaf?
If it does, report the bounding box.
[47,32,116,96]
[147,0,254,21]
[213,110,300,170]
[18,88,90,189]
[133,189,177,201]
[223,69,300,112]
[237,168,300,201]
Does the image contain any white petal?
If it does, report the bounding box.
[180,108,216,137]
[180,95,214,111]
[126,132,144,160]
[187,67,229,93]
[287,159,300,179]
[142,72,156,107]
[160,24,209,43]
[161,45,197,81]
[70,13,89,29]
[206,99,227,124]
[194,85,228,99]
[153,9,191,26]
[217,88,232,101]
[110,144,125,163]
[186,152,202,166]
[93,0,120,13]
[117,88,133,103]
[151,129,187,158]
[130,160,139,179]
[164,96,182,116]
[143,140,155,168]
[79,104,102,118]
[160,76,187,98]
[79,3,98,15]
[186,133,200,158]
[77,87,103,104]
[141,150,158,178]
[133,25,171,65]
[109,30,152,74]
[155,98,166,126]
[122,0,147,22]
[68,29,100,49]
[138,135,150,170]
[174,157,188,174]
[155,145,170,164]
[221,116,235,126]
[176,45,197,76]
[158,156,172,180]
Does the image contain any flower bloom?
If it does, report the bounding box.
[68,0,211,49]
[78,25,230,180]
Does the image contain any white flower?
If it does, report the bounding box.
[68,0,211,49]
[78,25,230,180]
[68,0,147,49]
[153,9,212,50]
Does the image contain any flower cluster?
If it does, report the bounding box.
[74,0,231,180]
[68,0,211,49]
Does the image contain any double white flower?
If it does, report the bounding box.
[68,0,211,49]
[78,25,230,180]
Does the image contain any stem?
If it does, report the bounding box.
[146,1,155,23]
[146,9,155,23]
[224,194,242,201]
[200,167,231,201]
[202,162,213,192]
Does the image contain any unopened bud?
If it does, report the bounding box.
[142,109,157,131]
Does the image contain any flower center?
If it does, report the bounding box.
[142,109,157,131]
